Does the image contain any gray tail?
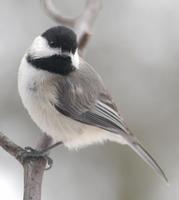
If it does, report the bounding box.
[128,140,168,183]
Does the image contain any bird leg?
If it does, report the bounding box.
[37,141,63,154]
[17,141,63,170]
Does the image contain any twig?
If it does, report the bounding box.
[23,135,53,200]
[0,132,24,162]
[0,132,52,200]
[0,0,102,199]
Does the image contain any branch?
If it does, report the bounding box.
[0,0,102,199]
[41,0,76,27]
[0,132,24,162]
[23,135,53,200]
[0,132,53,200]
[41,0,102,54]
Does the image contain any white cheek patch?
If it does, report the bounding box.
[29,35,80,69]
[29,36,61,59]
[61,50,80,69]
[71,50,80,69]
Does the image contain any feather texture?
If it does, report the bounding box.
[52,58,168,182]
[18,55,168,183]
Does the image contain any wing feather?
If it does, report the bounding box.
[52,59,168,183]
[52,59,130,135]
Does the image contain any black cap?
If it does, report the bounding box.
[42,26,77,54]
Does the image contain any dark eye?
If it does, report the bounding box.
[49,41,55,46]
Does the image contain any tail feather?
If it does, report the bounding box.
[128,141,168,183]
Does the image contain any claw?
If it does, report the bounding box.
[24,146,37,153]
[17,146,53,169]
[44,156,53,170]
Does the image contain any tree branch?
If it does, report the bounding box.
[0,131,24,162]
[0,132,53,200]
[23,135,53,200]
[0,0,102,199]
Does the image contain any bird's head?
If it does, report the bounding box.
[27,26,79,75]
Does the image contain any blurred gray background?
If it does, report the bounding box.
[0,0,178,199]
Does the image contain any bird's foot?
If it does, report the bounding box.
[17,147,53,170]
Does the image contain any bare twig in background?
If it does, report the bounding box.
[41,0,102,54]
[0,0,101,200]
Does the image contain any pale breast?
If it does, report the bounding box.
[18,56,86,142]
[18,56,126,149]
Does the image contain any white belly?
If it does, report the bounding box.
[18,56,126,150]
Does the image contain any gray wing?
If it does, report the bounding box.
[52,59,168,183]
[53,60,130,136]
[55,90,129,134]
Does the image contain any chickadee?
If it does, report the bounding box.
[18,26,167,182]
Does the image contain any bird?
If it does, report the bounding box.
[18,25,168,182]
